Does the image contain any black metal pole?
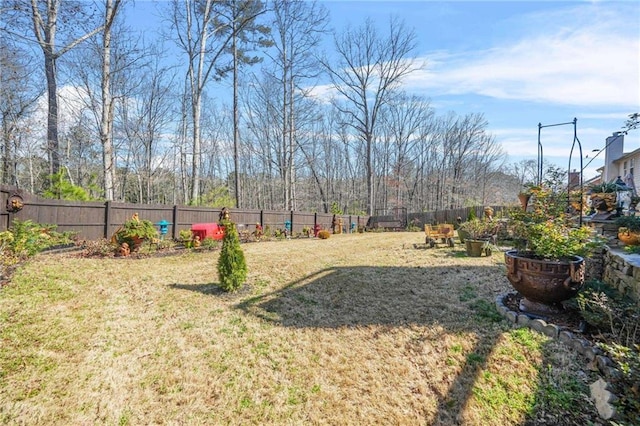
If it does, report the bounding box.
[537,123,543,186]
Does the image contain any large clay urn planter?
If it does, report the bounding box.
[618,228,640,246]
[504,250,585,313]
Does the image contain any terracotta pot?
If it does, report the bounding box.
[129,236,145,251]
[618,229,640,246]
[504,250,584,313]
[465,240,488,257]
[517,193,531,211]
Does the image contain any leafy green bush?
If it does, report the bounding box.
[457,218,497,240]
[508,186,604,260]
[623,245,640,254]
[526,220,597,260]
[588,180,619,194]
[615,215,640,233]
[217,221,247,292]
[0,220,74,260]
[179,229,195,248]
[576,280,639,349]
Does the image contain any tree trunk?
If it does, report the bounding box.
[44,52,60,176]
[100,0,119,201]
[232,31,241,208]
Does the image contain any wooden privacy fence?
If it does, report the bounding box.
[0,186,368,241]
[0,185,508,241]
[407,205,509,227]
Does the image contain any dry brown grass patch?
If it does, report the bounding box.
[0,233,600,425]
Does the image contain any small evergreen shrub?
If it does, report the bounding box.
[317,230,330,239]
[217,221,247,292]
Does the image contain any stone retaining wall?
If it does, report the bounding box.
[603,249,640,303]
[585,218,640,303]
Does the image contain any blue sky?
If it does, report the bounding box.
[319,0,640,179]
[130,0,640,180]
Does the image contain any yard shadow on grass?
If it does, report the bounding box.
[169,283,225,295]
[233,264,511,424]
[235,265,505,328]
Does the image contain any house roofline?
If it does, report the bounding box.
[611,146,640,163]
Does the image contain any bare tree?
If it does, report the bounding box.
[99,0,124,200]
[168,0,230,204]
[167,0,272,205]
[0,39,43,185]
[116,54,176,203]
[323,16,418,215]
[17,0,104,177]
[228,0,270,208]
[265,0,328,210]
[377,92,434,210]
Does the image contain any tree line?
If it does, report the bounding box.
[1,0,531,215]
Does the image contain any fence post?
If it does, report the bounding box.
[290,210,294,234]
[260,210,264,228]
[172,205,179,240]
[104,200,112,239]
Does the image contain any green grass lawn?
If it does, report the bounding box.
[0,232,601,425]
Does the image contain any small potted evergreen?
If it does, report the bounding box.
[111,214,158,251]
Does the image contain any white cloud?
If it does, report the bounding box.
[404,3,640,108]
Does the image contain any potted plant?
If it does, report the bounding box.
[505,187,603,313]
[588,180,618,213]
[111,213,159,252]
[517,183,539,211]
[615,215,640,246]
[457,218,498,257]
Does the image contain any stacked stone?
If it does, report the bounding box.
[586,219,621,248]
[603,250,640,303]
[585,247,606,282]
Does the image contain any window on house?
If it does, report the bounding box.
[623,160,628,176]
